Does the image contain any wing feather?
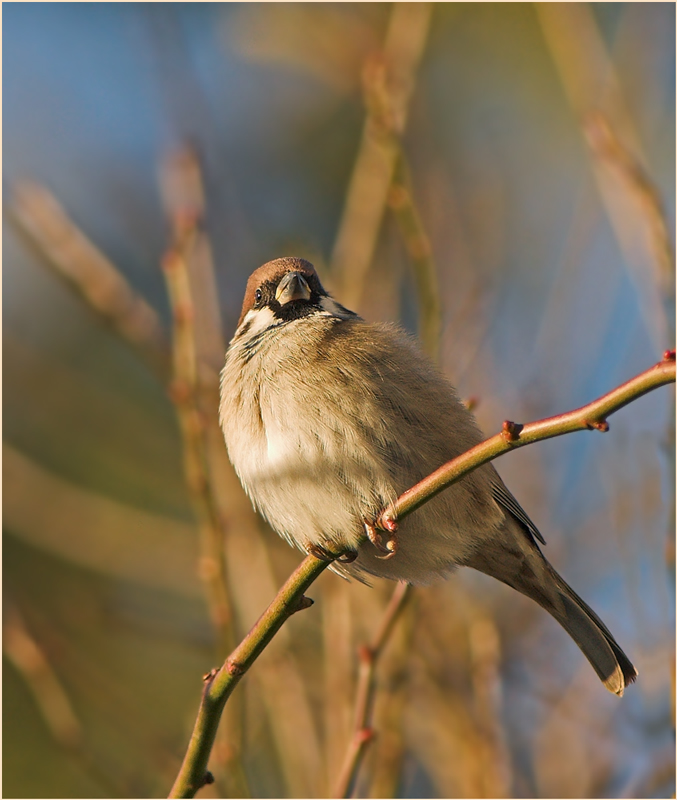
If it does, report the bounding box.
[491,481,546,545]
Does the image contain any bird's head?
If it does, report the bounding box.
[234,257,356,339]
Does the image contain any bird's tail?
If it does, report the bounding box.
[466,545,637,695]
[539,562,637,695]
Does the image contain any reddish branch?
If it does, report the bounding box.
[379,351,675,529]
[169,352,675,798]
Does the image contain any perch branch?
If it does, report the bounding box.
[380,352,676,528]
[168,554,333,798]
[170,351,674,798]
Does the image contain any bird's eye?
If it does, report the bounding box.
[254,289,263,304]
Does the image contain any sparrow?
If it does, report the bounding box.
[219,256,637,696]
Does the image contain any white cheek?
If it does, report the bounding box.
[238,306,277,338]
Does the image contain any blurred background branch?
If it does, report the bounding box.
[584,112,675,308]
[4,602,83,751]
[536,7,675,726]
[10,182,170,379]
[388,154,441,362]
[160,159,233,655]
[332,581,412,798]
[331,2,433,309]
[537,1,673,352]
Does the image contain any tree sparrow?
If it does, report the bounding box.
[219,257,637,695]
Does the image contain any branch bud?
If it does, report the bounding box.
[587,420,610,432]
[501,420,523,442]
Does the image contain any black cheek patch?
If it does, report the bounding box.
[236,319,253,339]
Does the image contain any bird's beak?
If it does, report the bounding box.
[275,271,311,305]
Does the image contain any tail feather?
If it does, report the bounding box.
[546,564,637,695]
[465,541,637,695]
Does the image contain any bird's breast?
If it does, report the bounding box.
[221,357,321,487]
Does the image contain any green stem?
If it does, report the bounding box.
[169,554,333,798]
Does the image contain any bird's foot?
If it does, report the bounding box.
[307,543,358,563]
[364,520,398,560]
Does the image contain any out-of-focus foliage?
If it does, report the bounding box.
[3,3,674,798]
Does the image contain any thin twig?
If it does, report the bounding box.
[170,351,675,798]
[10,182,169,379]
[168,553,333,799]
[332,581,412,798]
[380,352,676,528]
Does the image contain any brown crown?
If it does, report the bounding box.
[238,257,321,326]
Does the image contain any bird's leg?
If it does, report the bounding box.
[307,543,358,563]
[364,519,398,560]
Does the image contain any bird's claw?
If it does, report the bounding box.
[307,543,358,563]
[364,520,399,560]
[337,549,359,563]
